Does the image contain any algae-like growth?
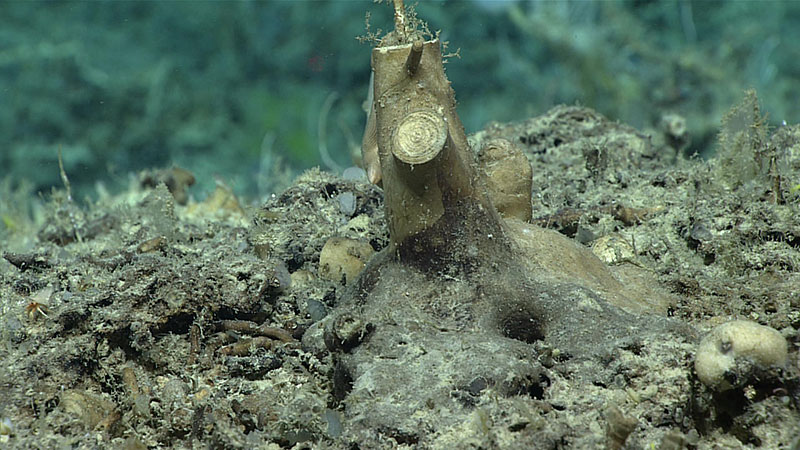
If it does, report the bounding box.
[1,3,799,449]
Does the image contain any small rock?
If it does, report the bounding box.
[695,320,788,391]
[477,138,532,222]
[319,237,374,285]
[337,192,357,217]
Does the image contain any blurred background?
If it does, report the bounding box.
[1,0,798,202]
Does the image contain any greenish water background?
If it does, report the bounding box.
[1,0,798,201]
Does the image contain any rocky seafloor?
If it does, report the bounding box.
[1,97,799,449]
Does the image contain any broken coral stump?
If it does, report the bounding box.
[371,37,510,269]
[301,4,698,445]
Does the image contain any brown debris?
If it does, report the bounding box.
[217,319,295,343]
[140,167,196,205]
[218,336,275,356]
[3,252,52,272]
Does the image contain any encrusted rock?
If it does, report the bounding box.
[695,320,788,391]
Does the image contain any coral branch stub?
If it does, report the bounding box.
[391,109,447,165]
